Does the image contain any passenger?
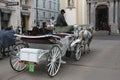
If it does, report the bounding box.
[39,22,53,34]
[32,26,40,35]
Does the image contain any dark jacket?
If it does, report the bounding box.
[55,14,68,26]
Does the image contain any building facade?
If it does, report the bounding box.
[87,0,120,33]
[59,0,88,25]
[35,0,60,27]
[0,0,34,33]
[0,0,13,30]
[0,0,60,33]
[60,0,120,33]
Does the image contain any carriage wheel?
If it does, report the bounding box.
[10,43,29,72]
[47,45,62,77]
[75,44,82,61]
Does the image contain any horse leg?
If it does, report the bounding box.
[6,47,10,57]
[88,37,92,53]
[83,44,86,54]
[87,43,90,54]
[0,46,3,59]
[2,48,6,56]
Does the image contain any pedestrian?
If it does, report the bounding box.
[108,25,111,35]
[50,16,56,26]
[55,9,68,27]
[118,19,120,34]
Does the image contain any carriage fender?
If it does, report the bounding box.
[71,31,83,47]
[38,50,49,59]
[70,38,82,47]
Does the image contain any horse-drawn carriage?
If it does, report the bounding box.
[10,25,93,77]
[10,26,82,77]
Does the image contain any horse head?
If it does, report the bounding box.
[73,25,83,37]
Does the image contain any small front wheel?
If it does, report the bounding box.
[47,45,62,77]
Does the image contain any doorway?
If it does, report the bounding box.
[96,5,109,31]
[21,15,29,33]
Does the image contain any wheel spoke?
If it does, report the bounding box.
[49,63,54,75]
[54,63,57,73]
[51,49,54,57]
[54,48,59,57]
[16,62,20,70]
[52,63,55,75]
[11,58,19,63]
[75,44,81,60]
[48,62,52,72]
[55,51,60,60]
[47,62,51,67]
[54,47,58,55]
[13,60,19,67]
[14,61,19,70]
[19,63,22,70]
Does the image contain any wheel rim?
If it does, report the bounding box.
[75,44,81,61]
[47,45,62,77]
[10,43,28,71]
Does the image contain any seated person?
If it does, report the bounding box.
[31,23,53,35]
[32,26,40,35]
[39,22,53,34]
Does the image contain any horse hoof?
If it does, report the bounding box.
[81,53,84,56]
[82,52,85,55]
[0,54,3,60]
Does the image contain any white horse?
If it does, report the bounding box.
[71,24,93,54]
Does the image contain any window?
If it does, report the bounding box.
[58,3,59,10]
[89,3,91,24]
[113,0,116,23]
[49,13,51,18]
[20,0,22,5]
[54,2,56,10]
[49,1,52,9]
[68,0,74,7]
[25,0,28,5]
[43,12,45,18]
[43,1,46,8]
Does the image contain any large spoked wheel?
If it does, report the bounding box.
[74,44,82,61]
[10,43,29,72]
[47,45,62,77]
